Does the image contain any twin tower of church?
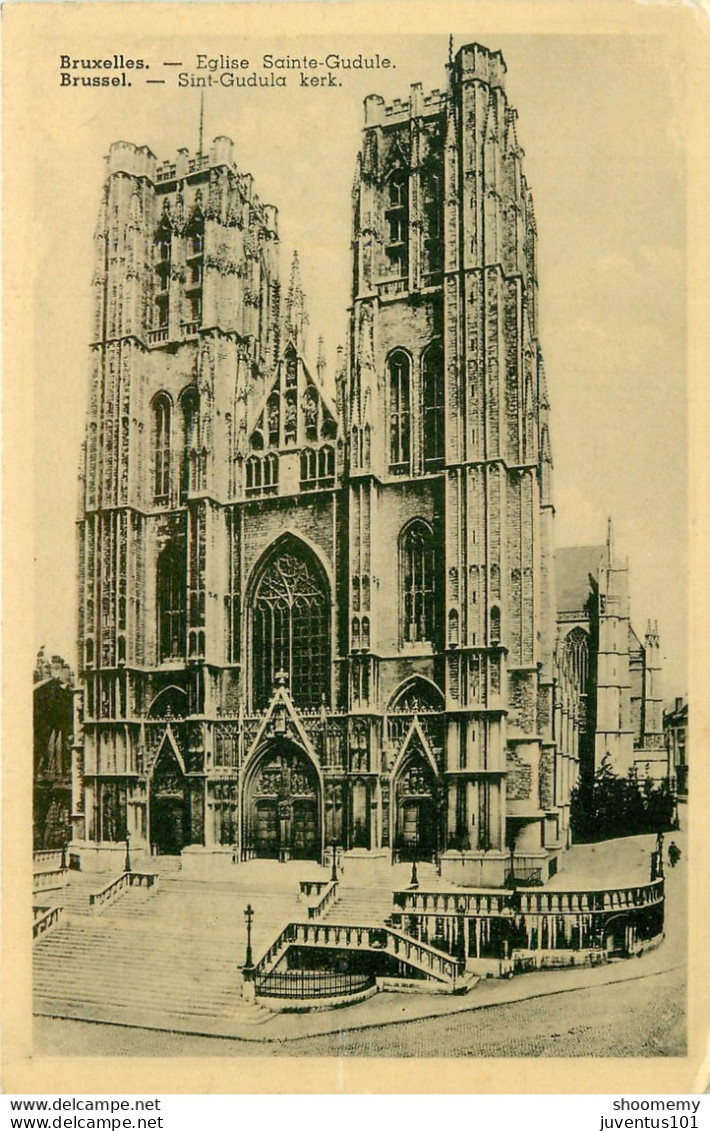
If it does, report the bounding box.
[71,43,662,885]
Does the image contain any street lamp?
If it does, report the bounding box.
[499,906,515,976]
[330,837,338,882]
[243,903,255,971]
[456,898,467,975]
[124,833,132,875]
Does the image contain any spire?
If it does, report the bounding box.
[284,250,308,352]
[317,335,326,385]
[198,89,205,159]
[606,516,614,566]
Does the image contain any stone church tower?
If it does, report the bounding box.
[347,44,560,885]
[72,43,575,886]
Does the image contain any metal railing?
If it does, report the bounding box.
[256,969,374,1000]
[505,868,543,887]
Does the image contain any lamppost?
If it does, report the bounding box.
[456,898,467,976]
[409,857,419,889]
[330,837,338,882]
[499,905,515,975]
[61,841,68,871]
[241,902,257,1002]
[243,903,255,971]
[124,833,132,875]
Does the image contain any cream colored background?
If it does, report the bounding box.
[3,0,708,1095]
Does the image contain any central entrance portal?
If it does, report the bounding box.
[244,741,321,861]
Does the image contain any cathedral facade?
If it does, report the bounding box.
[72,43,581,886]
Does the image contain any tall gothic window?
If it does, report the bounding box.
[422,341,445,465]
[152,393,172,502]
[389,351,411,469]
[422,173,443,276]
[154,223,171,330]
[385,172,409,277]
[251,543,330,710]
[401,520,437,643]
[157,540,186,662]
[564,627,589,690]
[181,387,200,498]
[185,210,204,331]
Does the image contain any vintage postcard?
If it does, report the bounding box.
[3,0,707,1096]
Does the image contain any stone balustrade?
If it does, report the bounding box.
[256,919,458,985]
[33,868,68,894]
[33,905,64,941]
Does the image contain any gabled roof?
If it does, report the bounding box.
[555,545,604,614]
[247,339,337,438]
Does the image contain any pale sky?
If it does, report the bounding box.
[31,31,687,698]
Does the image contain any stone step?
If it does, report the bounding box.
[322,887,396,925]
[34,923,256,1019]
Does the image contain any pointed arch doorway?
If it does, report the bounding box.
[149,735,189,855]
[243,741,321,861]
[393,745,440,863]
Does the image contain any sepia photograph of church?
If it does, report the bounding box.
[30,28,687,1059]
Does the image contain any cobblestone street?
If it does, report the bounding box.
[34,965,685,1058]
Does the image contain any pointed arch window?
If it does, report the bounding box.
[181,387,200,498]
[385,172,409,277]
[154,224,171,329]
[267,393,280,447]
[251,544,330,710]
[563,627,589,690]
[490,606,501,646]
[423,172,443,277]
[184,210,204,331]
[300,446,334,491]
[389,351,411,469]
[423,341,445,465]
[246,454,278,496]
[263,452,279,493]
[157,540,186,662]
[152,393,172,503]
[401,520,437,643]
[300,448,317,489]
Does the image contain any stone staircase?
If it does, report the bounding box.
[322,861,442,926]
[33,920,271,1028]
[322,886,396,926]
[33,857,470,1028]
[33,861,314,1030]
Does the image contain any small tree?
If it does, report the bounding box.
[570,753,675,843]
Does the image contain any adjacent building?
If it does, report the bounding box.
[555,524,665,784]
[33,649,74,849]
[664,697,688,800]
